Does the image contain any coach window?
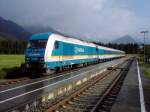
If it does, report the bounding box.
[54,41,59,49]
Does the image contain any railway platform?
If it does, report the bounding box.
[111,60,150,112]
[141,67,150,112]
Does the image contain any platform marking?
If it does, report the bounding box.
[137,61,146,112]
[0,67,108,104]
[0,61,116,94]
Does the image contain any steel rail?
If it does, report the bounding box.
[46,59,129,112]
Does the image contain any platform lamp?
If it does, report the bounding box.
[140,30,148,63]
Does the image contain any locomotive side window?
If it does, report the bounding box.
[54,41,59,49]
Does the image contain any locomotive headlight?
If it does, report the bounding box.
[39,57,44,61]
[25,57,30,61]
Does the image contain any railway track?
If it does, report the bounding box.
[46,58,133,112]
[0,57,130,112]
[0,59,121,87]
[0,65,95,87]
[0,77,29,87]
[0,66,84,87]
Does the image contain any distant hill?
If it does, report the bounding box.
[0,16,31,40]
[112,35,137,44]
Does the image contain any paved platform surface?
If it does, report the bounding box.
[111,60,140,112]
[140,66,150,112]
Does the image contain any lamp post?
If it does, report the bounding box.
[141,31,148,63]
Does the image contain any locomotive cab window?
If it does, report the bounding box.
[54,41,59,49]
[27,40,47,48]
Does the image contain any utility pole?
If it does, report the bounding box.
[141,31,148,63]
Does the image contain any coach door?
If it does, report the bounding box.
[96,46,99,60]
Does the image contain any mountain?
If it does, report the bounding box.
[112,35,137,44]
[24,26,61,34]
[0,16,31,40]
[0,16,76,41]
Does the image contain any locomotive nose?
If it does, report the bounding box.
[25,48,45,62]
[33,48,39,53]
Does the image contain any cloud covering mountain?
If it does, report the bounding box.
[0,0,150,42]
[0,16,31,40]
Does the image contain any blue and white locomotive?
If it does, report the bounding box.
[24,32,125,73]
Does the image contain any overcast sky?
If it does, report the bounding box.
[0,0,150,42]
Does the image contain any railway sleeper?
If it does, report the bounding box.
[100,104,112,111]
[97,105,112,112]
[82,93,103,97]
[60,106,85,112]
[82,90,104,95]
[73,97,97,102]
[103,100,114,105]
[87,85,108,90]
[87,86,106,91]
[73,98,98,104]
[67,103,87,109]
[88,83,110,89]
[74,98,98,104]
[69,101,96,107]
[68,104,96,111]
[78,95,101,100]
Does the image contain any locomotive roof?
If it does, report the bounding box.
[53,33,124,53]
[98,45,124,53]
[30,32,124,53]
[30,33,52,40]
[53,33,96,47]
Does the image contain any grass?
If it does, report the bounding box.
[139,61,150,79]
[0,55,24,79]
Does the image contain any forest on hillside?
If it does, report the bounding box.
[0,41,27,54]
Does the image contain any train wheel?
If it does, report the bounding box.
[21,64,27,73]
[84,63,87,67]
[55,67,62,73]
[43,68,55,75]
